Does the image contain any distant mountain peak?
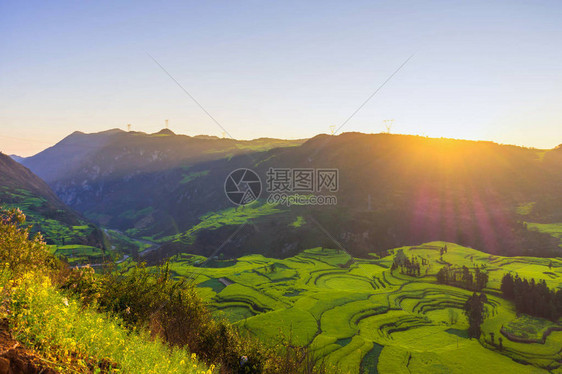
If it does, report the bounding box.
[153,128,175,136]
[9,154,24,163]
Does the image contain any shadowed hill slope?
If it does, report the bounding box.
[142,133,562,260]
[0,152,103,247]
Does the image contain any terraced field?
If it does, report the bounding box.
[166,242,562,373]
[48,244,109,265]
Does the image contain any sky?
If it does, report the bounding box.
[1,0,561,156]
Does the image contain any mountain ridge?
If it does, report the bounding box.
[15,130,562,260]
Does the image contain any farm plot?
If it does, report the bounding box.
[51,244,108,265]
[169,243,561,373]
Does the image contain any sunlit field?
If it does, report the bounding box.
[153,243,562,373]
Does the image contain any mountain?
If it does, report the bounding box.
[21,131,562,261]
[9,154,24,163]
[21,129,305,184]
[21,128,128,183]
[0,152,104,247]
[20,129,305,230]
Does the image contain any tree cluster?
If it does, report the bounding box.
[391,250,426,277]
[436,265,488,291]
[501,273,562,321]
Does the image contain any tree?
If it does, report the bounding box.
[437,266,449,284]
[448,308,459,325]
[464,292,487,339]
[462,266,473,289]
[490,332,495,345]
[500,273,514,299]
[474,266,489,291]
[392,249,407,269]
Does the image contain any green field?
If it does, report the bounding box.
[527,222,562,248]
[0,187,99,246]
[159,202,282,244]
[48,244,108,265]
[165,243,562,373]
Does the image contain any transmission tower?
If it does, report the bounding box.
[384,119,394,134]
[330,125,336,135]
[127,123,131,132]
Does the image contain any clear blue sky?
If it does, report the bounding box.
[1,0,561,156]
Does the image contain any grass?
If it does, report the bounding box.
[0,189,96,246]
[180,170,210,184]
[162,241,562,373]
[2,271,213,374]
[160,202,282,244]
[239,307,317,347]
[52,244,108,265]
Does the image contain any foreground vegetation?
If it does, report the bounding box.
[0,208,213,373]
[4,272,213,373]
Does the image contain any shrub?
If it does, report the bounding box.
[4,271,213,374]
[0,208,57,274]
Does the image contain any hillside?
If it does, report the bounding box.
[18,132,562,261]
[0,152,104,248]
[113,133,562,260]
